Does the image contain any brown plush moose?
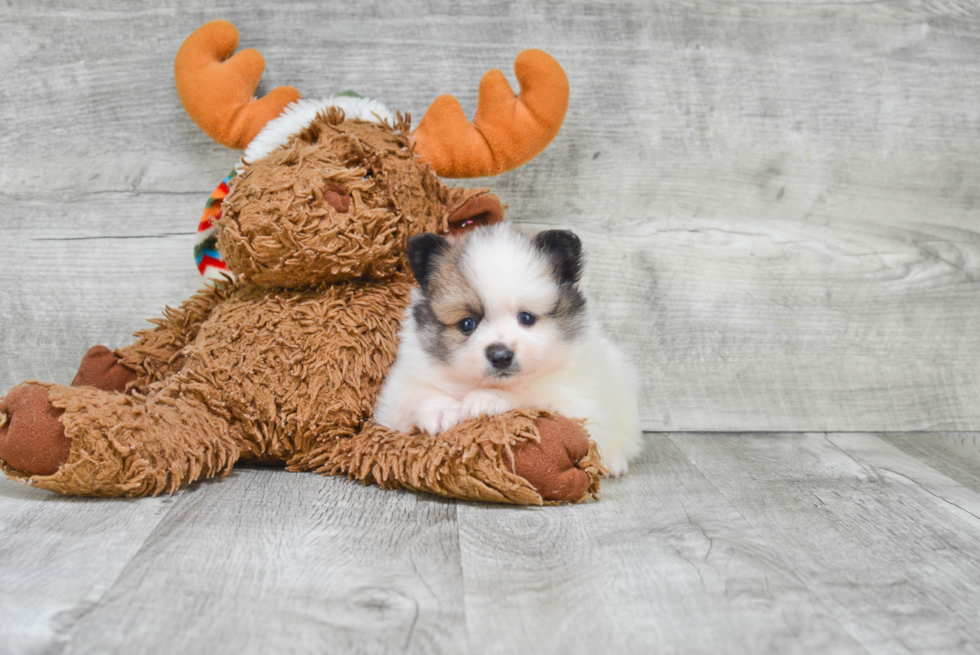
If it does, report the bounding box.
[0,21,603,503]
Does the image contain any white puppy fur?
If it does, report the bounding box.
[373,223,642,475]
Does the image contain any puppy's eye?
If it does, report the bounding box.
[458,317,477,334]
[518,312,536,326]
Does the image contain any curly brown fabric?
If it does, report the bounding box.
[220,111,450,287]
[311,411,550,505]
[0,116,603,504]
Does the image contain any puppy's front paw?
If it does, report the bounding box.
[461,390,515,420]
[415,397,464,434]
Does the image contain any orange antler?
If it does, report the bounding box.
[411,50,569,178]
[175,21,301,150]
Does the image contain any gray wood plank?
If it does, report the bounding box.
[554,218,980,432]
[882,433,980,494]
[669,432,980,654]
[457,434,863,654]
[59,467,466,655]
[0,196,204,389]
[0,477,181,655]
[826,433,980,533]
[6,431,980,654]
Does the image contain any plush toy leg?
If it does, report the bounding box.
[304,410,604,505]
[0,378,243,497]
[114,281,237,392]
[71,346,139,392]
[0,385,70,476]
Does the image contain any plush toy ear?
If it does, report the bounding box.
[447,192,504,234]
[407,233,450,292]
[532,230,583,284]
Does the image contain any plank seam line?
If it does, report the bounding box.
[451,498,476,655]
[56,492,187,649]
[34,233,195,241]
[662,431,875,654]
[877,466,980,523]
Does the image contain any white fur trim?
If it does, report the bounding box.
[202,263,235,282]
[241,96,396,165]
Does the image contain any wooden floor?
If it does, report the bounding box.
[2,431,978,654]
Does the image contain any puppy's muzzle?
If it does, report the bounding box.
[485,343,514,370]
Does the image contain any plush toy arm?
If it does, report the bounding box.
[301,410,603,505]
[114,280,238,392]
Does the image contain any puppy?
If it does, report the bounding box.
[374,223,642,474]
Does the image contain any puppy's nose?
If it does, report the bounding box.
[485,343,514,369]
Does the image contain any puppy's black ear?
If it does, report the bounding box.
[407,233,449,292]
[532,230,584,284]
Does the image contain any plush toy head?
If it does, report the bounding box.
[219,111,451,287]
[175,20,569,287]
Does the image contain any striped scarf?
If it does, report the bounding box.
[193,170,236,279]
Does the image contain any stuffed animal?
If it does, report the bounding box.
[0,21,603,504]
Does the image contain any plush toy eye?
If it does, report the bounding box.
[518,312,536,326]
[458,317,477,334]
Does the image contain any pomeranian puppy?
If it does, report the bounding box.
[374,223,642,474]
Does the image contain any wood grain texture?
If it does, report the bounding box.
[457,435,863,654]
[882,432,980,494]
[1,1,979,429]
[0,476,182,655]
[4,433,980,653]
[670,432,980,654]
[0,195,204,388]
[58,468,466,655]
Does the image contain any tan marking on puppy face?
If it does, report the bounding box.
[427,243,484,325]
[412,238,485,362]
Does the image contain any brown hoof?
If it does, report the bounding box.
[511,415,592,502]
[71,345,138,393]
[0,385,70,475]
